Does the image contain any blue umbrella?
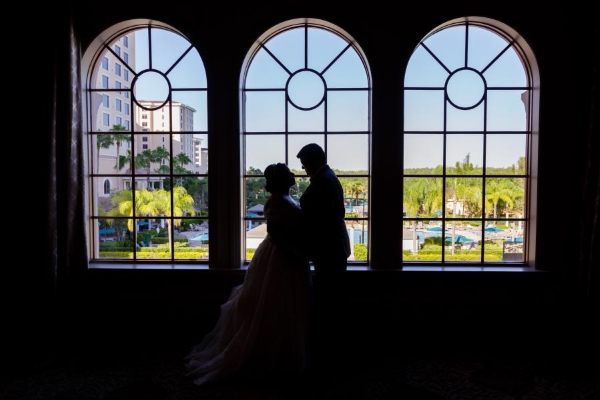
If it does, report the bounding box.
[484,226,504,232]
[445,235,475,243]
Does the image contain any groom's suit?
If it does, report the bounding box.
[299,164,350,367]
[299,164,350,276]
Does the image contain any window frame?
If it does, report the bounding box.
[240,18,373,267]
[400,17,539,269]
[82,16,539,271]
[83,20,209,267]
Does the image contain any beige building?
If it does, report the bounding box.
[91,33,203,197]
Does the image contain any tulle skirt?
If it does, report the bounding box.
[185,236,311,386]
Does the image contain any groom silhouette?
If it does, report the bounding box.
[297,143,351,373]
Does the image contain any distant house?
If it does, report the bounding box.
[246,223,267,249]
[402,228,420,253]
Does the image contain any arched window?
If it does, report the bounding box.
[103,179,111,195]
[83,21,209,263]
[241,19,372,263]
[402,17,539,266]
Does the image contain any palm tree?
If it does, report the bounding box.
[156,152,193,187]
[109,124,131,172]
[109,189,157,234]
[151,186,196,249]
[173,152,192,171]
[96,133,113,174]
[117,149,134,172]
[485,179,515,219]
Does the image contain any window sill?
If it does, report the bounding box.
[88,262,540,273]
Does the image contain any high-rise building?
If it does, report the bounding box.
[91,33,200,195]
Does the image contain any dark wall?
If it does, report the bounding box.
[16,1,597,366]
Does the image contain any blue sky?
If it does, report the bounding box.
[132,24,528,172]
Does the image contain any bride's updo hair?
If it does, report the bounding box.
[264,163,295,193]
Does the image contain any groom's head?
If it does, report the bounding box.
[297,143,326,177]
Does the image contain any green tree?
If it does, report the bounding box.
[152,186,196,248]
[109,124,131,172]
[96,133,113,174]
[157,152,194,187]
[245,167,266,208]
[109,187,196,249]
[109,189,157,233]
[485,179,515,219]
[118,147,170,189]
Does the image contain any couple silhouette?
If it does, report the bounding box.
[185,143,351,386]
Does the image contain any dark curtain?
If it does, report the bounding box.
[12,9,89,361]
[54,12,89,304]
[577,23,599,305]
[561,20,600,365]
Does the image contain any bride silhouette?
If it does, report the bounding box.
[185,163,312,386]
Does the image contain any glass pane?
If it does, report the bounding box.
[288,70,326,110]
[344,177,369,262]
[163,47,207,89]
[501,220,526,262]
[443,227,481,261]
[328,134,369,172]
[245,176,268,212]
[172,90,207,132]
[467,26,510,72]
[483,47,527,87]
[96,217,135,260]
[403,177,444,218]
[245,135,286,173]
[246,47,290,89]
[133,70,170,109]
[89,91,133,133]
[403,221,443,262]
[246,220,267,261]
[327,90,369,131]
[404,45,449,87]
[404,133,444,172]
[244,175,268,261]
[263,27,305,73]
[131,134,171,175]
[288,101,325,132]
[175,218,209,260]
[445,177,483,218]
[422,25,466,72]
[486,134,527,173]
[404,90,445,131]
[446,134,484,174]
[307,28,349,74]
[487,90,528,131]
[245,91,286,132]
[447,69,485,110]
[287,135,325,174]
[322,46,368,88]
[446,101,484,131]
[485,177,523,220]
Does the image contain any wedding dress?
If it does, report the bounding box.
[185,193,311,386]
